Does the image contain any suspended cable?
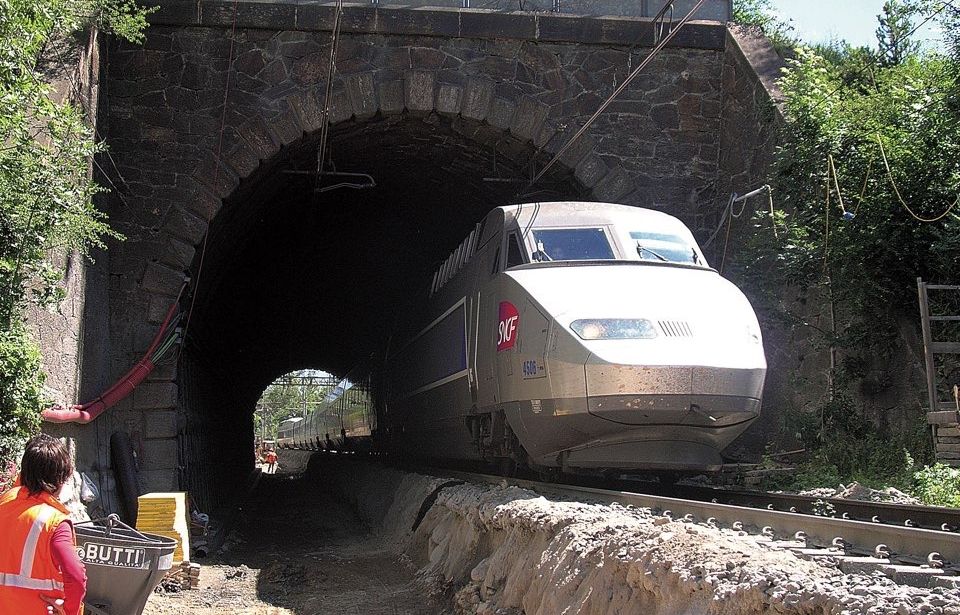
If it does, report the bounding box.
[179,0,240,356]
[853,155,873,216]
[875,134,959,223]
[523,0,707,192]
[822,155,830,275]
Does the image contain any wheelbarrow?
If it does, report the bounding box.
[74,515,178,615]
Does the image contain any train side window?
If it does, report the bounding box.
[506,233,525,268]
[490,245,501,276]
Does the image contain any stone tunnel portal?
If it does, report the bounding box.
[178,115,583,509]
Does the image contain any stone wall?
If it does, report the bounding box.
[371,0,732,21]
[93,8,731,506]
[30,5,792,510]
[27,29,107,411]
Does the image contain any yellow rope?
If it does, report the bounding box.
[828,154,847,216]
[823,156,831,275]
[876,134,959,223]
[767,186,779,239]
[854,155,872,216]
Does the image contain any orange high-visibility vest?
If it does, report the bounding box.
[0,485,72,614]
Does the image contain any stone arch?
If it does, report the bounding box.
[140,50,638,311]
[103,22,728,503]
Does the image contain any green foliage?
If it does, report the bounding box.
[0,324,44,465]
[737,18,960,389]
[0,0,152,469]
[762,396,929,494]
[912,463,960,507]
[876,1,921,66]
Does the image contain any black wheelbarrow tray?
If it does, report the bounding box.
[74,515,178,615]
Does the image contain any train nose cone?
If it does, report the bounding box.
[583,360,763,428]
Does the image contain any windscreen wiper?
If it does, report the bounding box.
[636,242,668,262]
[534,240,553,262]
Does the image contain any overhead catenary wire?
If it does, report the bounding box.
[523,0,708,192]
[316,0,345,181]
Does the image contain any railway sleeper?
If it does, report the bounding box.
[788,547,958,588]
[877,564,958,589]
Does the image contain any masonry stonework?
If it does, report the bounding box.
[41,5,783,511]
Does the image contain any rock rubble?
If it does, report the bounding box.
[335,463,960,614]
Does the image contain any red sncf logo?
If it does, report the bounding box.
[497,302,519,351]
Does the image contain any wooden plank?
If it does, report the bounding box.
[928,410,960,425]
[930,316,960,321]
[937,427,960,437]
[938,444,960,453]
[932,342,960,354]
[927,284,960,290]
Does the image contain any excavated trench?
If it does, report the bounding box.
[175,115,584,510]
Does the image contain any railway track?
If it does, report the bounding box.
[429,469,960,588]
[592,477,960,533]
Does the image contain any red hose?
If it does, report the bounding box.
[43,289,183,425]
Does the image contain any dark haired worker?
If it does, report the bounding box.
[0,434,87,615]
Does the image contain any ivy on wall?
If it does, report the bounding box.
[732,0,960,488]
[0,0,153,469]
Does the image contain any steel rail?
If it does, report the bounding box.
[593,477,960,532]
[668,484,960,532]
[429,469,960,571]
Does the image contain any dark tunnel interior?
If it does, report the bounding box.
[177,114,586,508]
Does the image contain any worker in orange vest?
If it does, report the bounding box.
[0,434,87,615]
[264,449,278,474]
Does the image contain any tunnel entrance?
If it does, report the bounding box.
[254,369,336,449]
[175,113,585,509]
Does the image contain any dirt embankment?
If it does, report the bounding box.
[144,455,960,614]
[333,460,960,615]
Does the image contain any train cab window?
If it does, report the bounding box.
[506,233,526,268]
[531,228,614,261]
[629,231,705,266]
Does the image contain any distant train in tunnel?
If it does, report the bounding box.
[381,201,766,476]
[275,371,376,452]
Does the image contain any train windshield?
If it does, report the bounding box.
[629,231,704,266]
[530,228,614,262]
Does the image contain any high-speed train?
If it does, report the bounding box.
[381,201,766,475]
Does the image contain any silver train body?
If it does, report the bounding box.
[383,202,766,474]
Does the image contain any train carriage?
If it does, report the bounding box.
[383,201,767,475]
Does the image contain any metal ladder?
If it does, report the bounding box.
[917,278,960,464]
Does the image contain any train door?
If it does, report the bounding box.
[476,239,502,410]
[495,232,527,401]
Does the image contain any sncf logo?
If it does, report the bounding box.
[498,302,519,352]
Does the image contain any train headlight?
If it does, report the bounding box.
[570,319,658,340]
